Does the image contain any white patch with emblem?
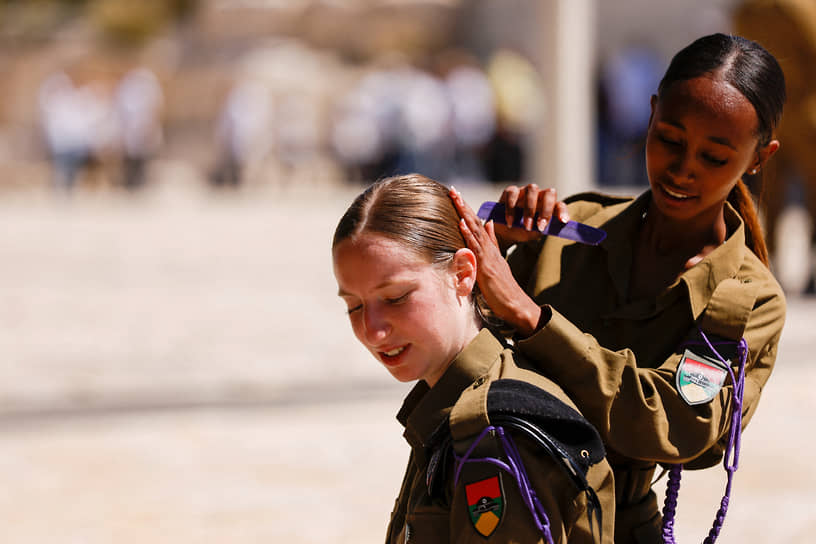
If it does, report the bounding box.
[676,348,729,405]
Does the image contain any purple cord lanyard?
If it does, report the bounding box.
[453,425,555,544]
[661,328,749,544]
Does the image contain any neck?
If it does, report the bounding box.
[643,201,727,257]
[424,316,481,389]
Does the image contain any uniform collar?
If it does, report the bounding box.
[396,329,504,453]
[595,190,746,320]
[680,201,745,320]
[597,191,651,302]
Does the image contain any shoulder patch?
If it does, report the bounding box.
[676,348,729,405]
[465,475,504,537]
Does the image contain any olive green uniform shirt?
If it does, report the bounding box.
[507,191,786,543]
[386,329,615,544]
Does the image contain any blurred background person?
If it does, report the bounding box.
[38,70,114,194]
[330,61,403,184]
[391,64,456,183]
[211,78,273,189]
[438,48,497,185]
[482,48,543,185]
[113,67,165,191]
[596,41,663,187]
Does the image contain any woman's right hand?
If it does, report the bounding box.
[449,187,543,336]
[493,184,571,246]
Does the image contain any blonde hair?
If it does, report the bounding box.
[333,174,500,327]
[333,174,466,266]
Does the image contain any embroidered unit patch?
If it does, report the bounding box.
[676,348,729,405]
[465,475,504,537]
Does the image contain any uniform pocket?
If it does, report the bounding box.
[404,508,449,544]
[631,511,662,544]
[614,490,661,544]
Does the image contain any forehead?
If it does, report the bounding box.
[333,233,432,290]
[656,75,759,142]
[334,233,424,265]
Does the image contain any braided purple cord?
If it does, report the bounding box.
[453,425,555,544]
[660,333,748,543]
[496,427,554,543]
[660,464,683,543]
[700,337,748,544]
[453,425,496,487]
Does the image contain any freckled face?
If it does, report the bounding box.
[645,76,761,222]
[332,234,475,387]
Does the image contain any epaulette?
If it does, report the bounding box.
[698,277,760,341]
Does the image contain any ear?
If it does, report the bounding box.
[451,248,477,297]
[749,139,780,175]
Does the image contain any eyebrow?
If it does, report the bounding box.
[661,120,737,151]
[707,136,737,151]
[337,278,410,297]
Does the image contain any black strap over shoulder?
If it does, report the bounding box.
[425,379,606,497]
[488,379,606,541]
[486,379,606,471]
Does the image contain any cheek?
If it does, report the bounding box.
[705,174,740,201]
[415,296,459,333]
[348,314,366,343]
[644,139,667,172]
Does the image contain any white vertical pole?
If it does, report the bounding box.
[533,0,597,196]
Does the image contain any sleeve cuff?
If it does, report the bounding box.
[515,305,591,382]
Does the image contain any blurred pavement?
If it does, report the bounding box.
[0,180,813,543]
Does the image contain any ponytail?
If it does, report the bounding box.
[728,179,769,267]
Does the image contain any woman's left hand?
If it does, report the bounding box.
[449,187,542,336]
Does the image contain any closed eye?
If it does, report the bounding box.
[659,135,680,146]
[346,303,362,315]
[702,154,727,166]
[385,292,410,305]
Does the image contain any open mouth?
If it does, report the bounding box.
[383,346,406,357]
[660,185,695,201]
[378,344,409,366]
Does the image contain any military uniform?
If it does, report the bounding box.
[506,191,786,543]
[386,328,615,544]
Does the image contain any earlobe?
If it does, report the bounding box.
[749,139,780,176]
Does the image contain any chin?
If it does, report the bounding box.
[389,371,418,383]
[383,364,421,383]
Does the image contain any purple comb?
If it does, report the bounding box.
[476,202,607,246]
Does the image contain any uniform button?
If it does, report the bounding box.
[472,376,487,389]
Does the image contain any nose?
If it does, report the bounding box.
[361,305,391,345]
[667,150,694,183]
